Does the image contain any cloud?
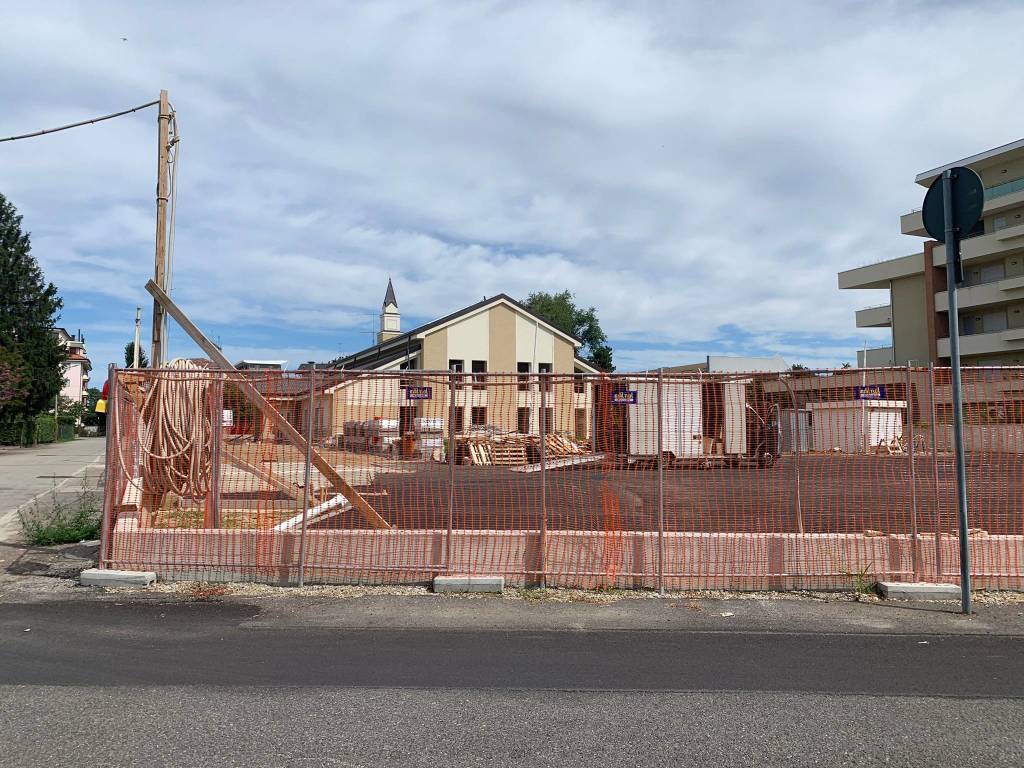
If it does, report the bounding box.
[2,0,1022,373]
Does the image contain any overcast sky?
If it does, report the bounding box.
[3,1,1023,375]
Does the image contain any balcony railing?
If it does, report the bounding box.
[984,177,1024,201]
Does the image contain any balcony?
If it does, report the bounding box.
[838,252,923,290]
[937,328,1024,358]
[932,221,1024,266]
[901,186,1024,238]
[857,346,894,367]
[935,274,1024,310]
[855,304,892,328]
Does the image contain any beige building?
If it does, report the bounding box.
[325,283,600,441]
[839,138,1024,366]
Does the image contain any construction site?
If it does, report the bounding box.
[101,349,1024,590]
[55,90,1019,592]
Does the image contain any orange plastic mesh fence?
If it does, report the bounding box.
[99,366,1024,590]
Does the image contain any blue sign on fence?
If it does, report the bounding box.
[405,386,432,400]
[611,390,637,405]
[854,384,886,401]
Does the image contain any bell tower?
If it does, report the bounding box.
[378,278,401,343]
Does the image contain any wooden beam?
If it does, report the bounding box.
[144,279,391,529]
[222,449,296,496]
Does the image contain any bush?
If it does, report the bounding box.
[19,490,101,546]
[34,413,56,443]
[0,420,31,446]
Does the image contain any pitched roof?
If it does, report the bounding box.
[335,293,583,370]
[383,278,398,308]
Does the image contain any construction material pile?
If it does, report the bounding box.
[459,432,588,466]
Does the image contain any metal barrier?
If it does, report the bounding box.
[99,365,1024,590]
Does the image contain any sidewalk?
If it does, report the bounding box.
[0,438,105,542]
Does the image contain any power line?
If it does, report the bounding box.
[0,100,160,143]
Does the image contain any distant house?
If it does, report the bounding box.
[657,355,790,374]
[52,328,91,403]
[235,360,286,371]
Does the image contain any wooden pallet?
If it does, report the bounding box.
[491,444,528,466]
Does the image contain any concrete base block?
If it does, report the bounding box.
[878,581,961,600]
[80,568,156,587]
[433,575,504,593]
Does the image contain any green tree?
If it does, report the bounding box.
[0,194,65,422]
[124,341,149,368]
[522,290,614,371]
[81,386,103,428]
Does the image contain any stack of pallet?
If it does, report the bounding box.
[459,432,588,466]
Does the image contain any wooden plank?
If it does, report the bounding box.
[145,279,390,529]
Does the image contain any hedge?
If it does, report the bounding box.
[0,421,32,446]
[34,414,57,444]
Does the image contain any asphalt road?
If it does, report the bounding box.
[2,599,1023,767]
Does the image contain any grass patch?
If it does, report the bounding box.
[19,488,101,546]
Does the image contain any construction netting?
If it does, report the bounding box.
[100,365,1024,590]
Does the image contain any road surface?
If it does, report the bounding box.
[1,596,1022,767]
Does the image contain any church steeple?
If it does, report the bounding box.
[378,278,401,343]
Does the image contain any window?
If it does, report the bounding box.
[573,375,586,394]
[541,407,554,434]
[517,407,531,434]
[449,359,465,388]
[574,408,587,440]
[450,406,464,434]
[471,406,487,427]
[517,362,531,391]
[399,359,417,388]
[538,362,552,392]
[472,360,487,390]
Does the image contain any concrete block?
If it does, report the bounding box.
[878,581,961,600]
[433,575,504,593]
[80,568,156,588]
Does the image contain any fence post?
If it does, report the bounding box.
[296,365,315,587]
[446,372,456,573]
[780,375,803,534]
[539,375,547,589]
[657,368,665,595]
[928,364,943,581]
[98,364,118,569]
[906,364,920,581]
[207,373,223,529]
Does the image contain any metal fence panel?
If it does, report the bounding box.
[100,365,1024,590]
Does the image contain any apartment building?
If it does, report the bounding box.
[325,281,600,440]
[53,328,91,403]
[839,138,1024,366]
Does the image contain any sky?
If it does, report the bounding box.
[2,1,1024,376]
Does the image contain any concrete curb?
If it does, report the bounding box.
[434,575,505,593]
[878,581,961,600]
[80,568,156,588]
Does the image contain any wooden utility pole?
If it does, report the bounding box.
[150,89,171,368]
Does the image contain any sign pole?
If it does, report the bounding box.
[941,169,972,614]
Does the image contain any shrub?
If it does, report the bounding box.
[0,420,31,446]
[19,490,101,546]
[34,414,56,443]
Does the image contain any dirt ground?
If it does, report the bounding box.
[313,453,1024,535]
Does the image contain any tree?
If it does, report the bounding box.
[81,387,103,428]
[124,341,149,368]
[522,290,614,371]
[0,194,66,422]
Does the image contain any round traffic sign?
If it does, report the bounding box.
[922,166,984,243]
